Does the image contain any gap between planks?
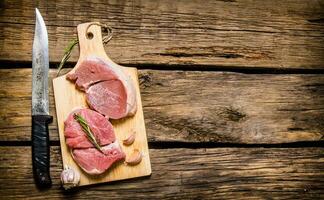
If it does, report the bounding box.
[0,141,324,148]
[1,62,324,74]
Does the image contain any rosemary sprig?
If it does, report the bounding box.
[73,113,104,153]
[56,39,79,77]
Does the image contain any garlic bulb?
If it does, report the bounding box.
[60,165,80,189]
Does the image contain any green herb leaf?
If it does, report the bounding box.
[56,39,79,77]
[73,113,104,154]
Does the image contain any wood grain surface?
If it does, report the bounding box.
[1,0,324,69]
[0,69,323,144]
[1,0,323,199]
[0,146,323,199]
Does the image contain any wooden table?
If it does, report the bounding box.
[0,1,323,199]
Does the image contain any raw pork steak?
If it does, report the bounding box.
[72,141,126,175]
[64,108,115,149]
[86,80,127,119]
[64,108,125,175]
[67,57,137,119]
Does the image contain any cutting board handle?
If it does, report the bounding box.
[68,22,125,76]
[77,22,109,61]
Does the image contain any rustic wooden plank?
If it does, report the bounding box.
[0,69,323,143]
[1,0,324,69]
[0,146,323,199]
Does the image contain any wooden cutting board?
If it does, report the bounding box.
[53,23,151,187]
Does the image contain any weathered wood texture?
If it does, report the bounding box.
[1,0,324,69]
[1,69,323,143]
[0,146,323,199]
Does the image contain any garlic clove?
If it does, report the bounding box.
[123,132,136,146]
[60,165,80,190]
[125,149,142,165]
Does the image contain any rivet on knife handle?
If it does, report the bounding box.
[32,115,52,188]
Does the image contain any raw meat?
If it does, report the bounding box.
[66,59,116,91]
[64,108,115,149]
[71,141,126,175]
[67,57,137,119]
[86,80,127,119]
[64,108,126,175]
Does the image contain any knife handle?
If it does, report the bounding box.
[32,115,53,188]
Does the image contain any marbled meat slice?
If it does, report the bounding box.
[66,57,137,119]
[86,80,127,120]
[66,58,117,91]
[71,141,126,175]
[64,108,115,149]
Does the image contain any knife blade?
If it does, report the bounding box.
[32,8,52,188]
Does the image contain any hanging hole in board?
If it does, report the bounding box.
[87,32,94,39]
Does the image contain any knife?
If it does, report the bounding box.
[32,8,52,188]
